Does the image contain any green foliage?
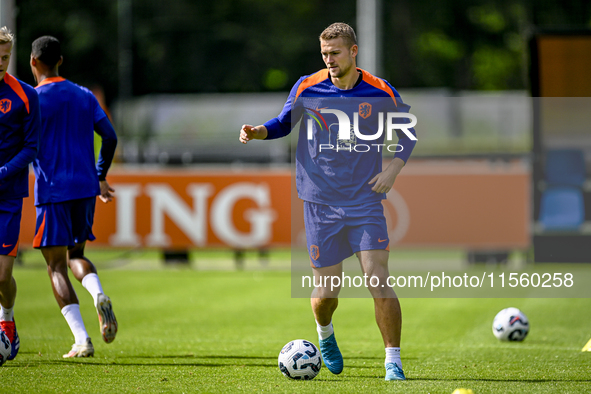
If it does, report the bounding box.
[14,0,591,101]
[15,0,119,101]
[468,4,507,33]
[384,0,532,90]
[264,68,289,90]
[472,45,521,90]
[416,31,465,61]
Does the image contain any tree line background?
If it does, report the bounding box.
[13,0,591,106]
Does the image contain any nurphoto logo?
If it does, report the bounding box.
[304,103,417,153]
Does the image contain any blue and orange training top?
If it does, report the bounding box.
[263,68,417,206]
[34,77,117,205]
[0,73,41,200]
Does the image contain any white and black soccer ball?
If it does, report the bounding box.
[278,339,322,380]
[0,330,11,366]
[492,307,529,341]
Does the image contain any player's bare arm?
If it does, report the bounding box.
[99,180,115,203]
[239,124,268,144]
[368,157,405,194]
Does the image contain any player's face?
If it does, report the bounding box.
[0,42,12,82]
[321,38,357,79]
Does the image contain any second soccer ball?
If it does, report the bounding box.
[492,307,529,341]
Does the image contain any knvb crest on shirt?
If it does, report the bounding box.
[309,244,320,260]
[359,102,371,119]
[0,98,11,114]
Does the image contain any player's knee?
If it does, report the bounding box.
[366,276,394,298]
[312,296,339,316]
[45,254,69,272]
[312,285,341,299]
[68,247,84,260]
[369,287,394,299]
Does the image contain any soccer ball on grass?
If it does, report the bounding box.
[0,330,11,366]
[492,307,529,341]
[278,339,322,380]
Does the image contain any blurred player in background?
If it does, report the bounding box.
[240,23,416,381]
[0,26,41,364]
[30,36,118,358]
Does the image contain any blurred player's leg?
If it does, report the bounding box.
[42,246,93,357]
[357,250,405,380]
[0,201,24,361]
[311,262,343,374]
[0,254,19,360]
[68,242,117,343]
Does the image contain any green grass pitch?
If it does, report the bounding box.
[1,250,591,393]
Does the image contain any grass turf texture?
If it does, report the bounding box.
[1,253,591,393]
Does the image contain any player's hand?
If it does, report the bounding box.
[368,158,405,194]
[99,180,115,203]
[239,124,267,144]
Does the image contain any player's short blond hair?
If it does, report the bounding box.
[0,26,14,46]
[319,23,357,48]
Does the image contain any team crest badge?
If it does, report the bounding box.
[310,245,319,260]
[359,102,371,119]
[0,99,11,113]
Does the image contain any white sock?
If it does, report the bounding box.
[0,305,14,322]
[61,304,89,345]
[81,273,104,306]
[385,347,402,369]
[316,320,334,340]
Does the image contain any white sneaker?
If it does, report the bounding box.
[96,293,118,343]
[63,338,94,358]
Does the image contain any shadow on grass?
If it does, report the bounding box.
[9,356,591,384]
[8,354,275,368]
[354,375,591,383]
[122,354,396,361]
[11,360,275,368]
[12,353,417,370]
[133,354,277,360]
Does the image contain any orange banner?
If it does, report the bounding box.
[21,168,292,249]
[20,160,530,250]
[383,160,530,249]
